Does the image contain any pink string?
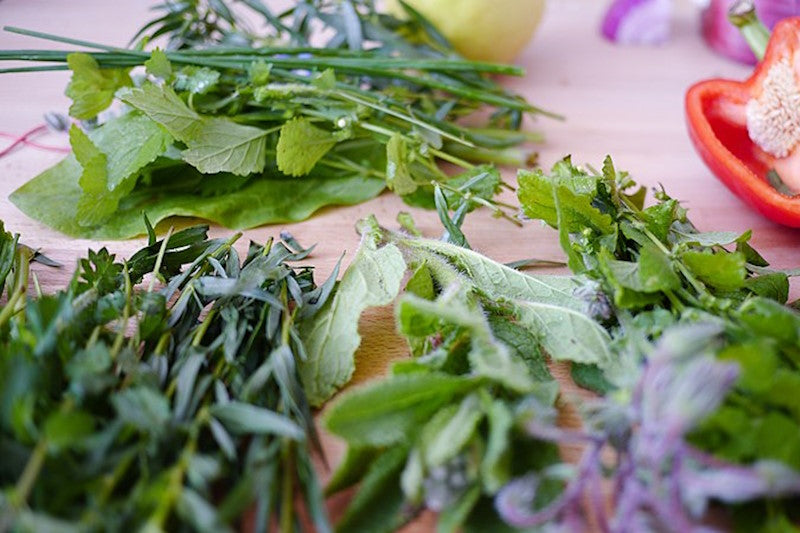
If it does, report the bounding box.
[0,125,71,158]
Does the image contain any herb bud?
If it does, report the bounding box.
[43,111,70,132]
[423,455,471,512]
[573,280,613,321]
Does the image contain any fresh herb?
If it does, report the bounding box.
[511,156,800,529]
[0,219,341,532]
[320,157,800,532]
[1,0,548,239]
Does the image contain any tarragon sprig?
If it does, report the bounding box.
[0,219,340,532]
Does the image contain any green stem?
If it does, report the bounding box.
[192,308,217,347]
[110,264,132,360]
[148,227,174,292]
[11,439,47,509]
[728,0,770,60]
[429,147,475,170]
[280,441,294,533]
[0,247,31,329]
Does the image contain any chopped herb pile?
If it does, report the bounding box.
[0,0,547,239]
[319,157,800,532]
[0,220,339,532]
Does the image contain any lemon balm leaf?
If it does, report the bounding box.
[119,83,204,142]
[144,48,172,80]
[276,118,338,177]
[181,117,268,176]
[121,84,267,175]
[65,53,131,120]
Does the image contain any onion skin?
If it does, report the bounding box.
[601,0,673,45]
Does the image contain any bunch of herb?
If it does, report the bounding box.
[513,156,800,529]
[0,219,342,532]
[311,215,595,532]
[0,0,547,239]
[306,157,800,532]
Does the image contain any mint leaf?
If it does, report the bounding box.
[421,394,483,467]
[298,238,406,406]
[276,118,337,177]
[65,52,131,119]
[335,447,408,533]
[480,397,513,493]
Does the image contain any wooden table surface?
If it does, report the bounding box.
[1,0,798,530]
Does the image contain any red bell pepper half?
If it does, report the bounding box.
[686,16,800,227]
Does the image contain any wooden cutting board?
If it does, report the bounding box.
[1,1,798,530]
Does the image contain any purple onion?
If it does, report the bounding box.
[601,0,674,45]
[703,0,800,63]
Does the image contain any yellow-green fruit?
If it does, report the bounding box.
[386,0,545,63]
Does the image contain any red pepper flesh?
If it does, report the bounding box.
[686,18,800,227]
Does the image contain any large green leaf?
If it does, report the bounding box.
[9,157,385,239]
[394,235,580,307]
[298,240,406,406]
[511,299,612,365]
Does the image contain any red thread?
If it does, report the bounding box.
[0,124,70,158]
